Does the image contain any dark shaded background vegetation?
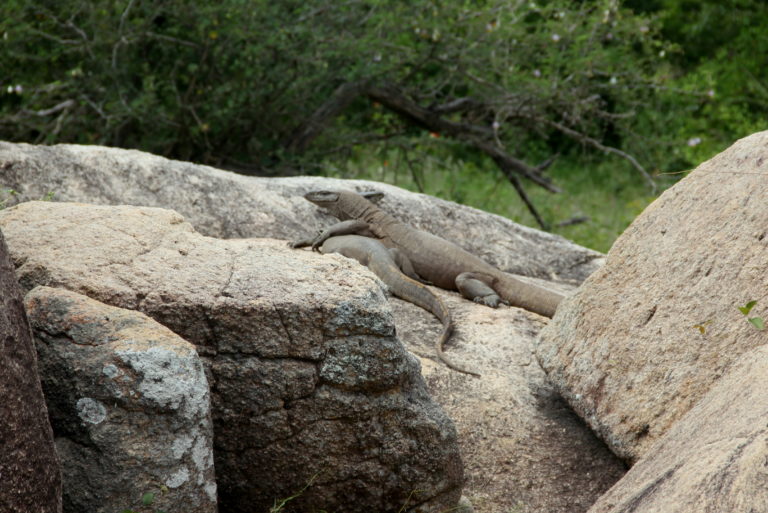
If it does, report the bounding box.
[1,0,765,250]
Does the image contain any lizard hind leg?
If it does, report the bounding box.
[388,248,430,284]
[456,272,508,308]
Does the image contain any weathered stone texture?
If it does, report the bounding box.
[588,343,768,513]
[390,293,626,513]
[0,229,62,513]
[25,286,216,513]
[0,201,463,513]
[537,130,768,463]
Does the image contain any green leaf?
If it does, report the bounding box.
[739,300,758,315]
[748,317,765,331]
[142,492,155,506]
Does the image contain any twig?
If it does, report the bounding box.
[21,99,75,117]
[545,119,657,192]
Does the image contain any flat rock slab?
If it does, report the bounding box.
[0,201,463,513]
[537,130,768,463]
[0,141,602,283]
[387,292,626,513]
[0,230,62,513]
[25,286,216,513]
[588,343,768,513]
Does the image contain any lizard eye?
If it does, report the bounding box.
[360,191,384,203]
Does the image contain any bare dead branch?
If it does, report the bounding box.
[430,97,483,115]
[545,119,657,192]
[504,171,549,230]
[21,99,75,117]
[366,84,493,139]
[286,81,561,229]
[284,80,369,153]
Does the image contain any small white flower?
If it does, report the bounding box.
[707,89,715,98]
[639,25,649,34]
[687,137,702,147]
[659,49,666,57]
[6,85,12,94]
[14,84,22,94]
[551,33,561,42]
[609,76,618,85]
[373,53,382,62]
[492,121,501,131]
[533,69,541,78]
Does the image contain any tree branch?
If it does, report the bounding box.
[285,81,561,229]
[544,118,657,193]
[284,80,369,153]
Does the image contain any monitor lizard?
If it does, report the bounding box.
[296,190,564,318]
[290,234,480,376]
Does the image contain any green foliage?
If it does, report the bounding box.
[0,0,668,170]
[1,0,766,247]
[141,492,155,506]
[626,0,768,173]
[0,189,19,209]
[119,485,168,513]
[269,473,319,513]
[738,300,758,316]
[738,300,764,331]
[329,146,662,251]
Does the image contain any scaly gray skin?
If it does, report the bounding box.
[290,234,480,376]
[299,190,564,318]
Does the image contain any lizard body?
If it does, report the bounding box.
[291,234,479,376]
[300,190,564,318]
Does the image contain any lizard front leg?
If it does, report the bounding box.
[306,220,373,251]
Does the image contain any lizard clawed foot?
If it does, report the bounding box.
[474,295,505,308]
[289,239,310,249]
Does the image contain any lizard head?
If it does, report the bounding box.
[303,190,342,207]
[304,190,384,219]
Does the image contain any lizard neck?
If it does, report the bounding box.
[339,194,401,233]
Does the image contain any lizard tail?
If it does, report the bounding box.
[404,280,481,377]
[434,320,481,377]
[371,259,481,376]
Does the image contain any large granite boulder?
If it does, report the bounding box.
[0,201,463,513]
[588,343,768,512]
[0,229,62,513]
[537,130,768,464]
[25,286,216,513]
[0,141,602,283]
[390,294,626,513]
[0,141,628,513]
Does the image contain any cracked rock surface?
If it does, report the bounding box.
[0,201,462,513]
[0,228,61,513]
[24,286,216,513]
